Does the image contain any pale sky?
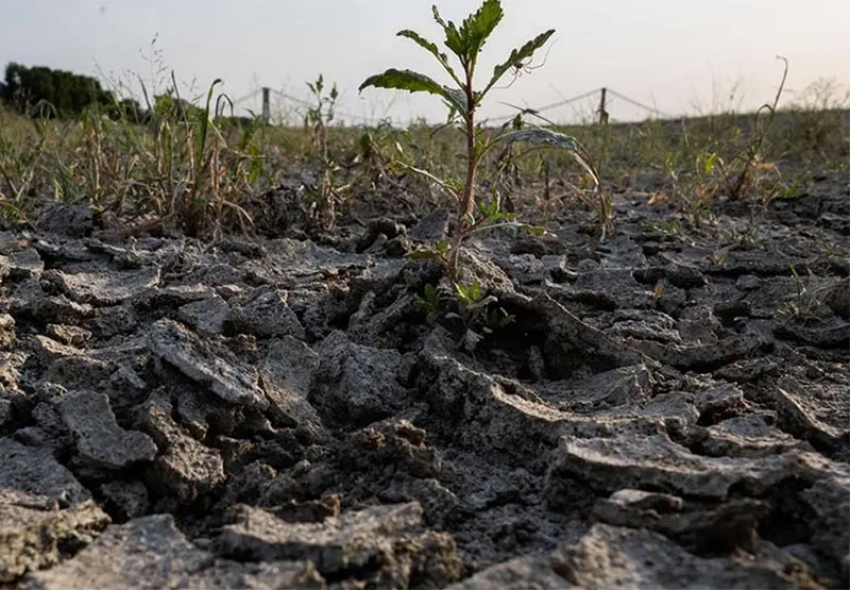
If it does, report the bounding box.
[1,0,848,124]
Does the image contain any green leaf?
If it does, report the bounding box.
[432,5,464,57]
[359,68,465,112]
[397,29,462,87]
[407,248,445,262]
[498,128,578,150]
[458,0,504,57]
[486,29,555,94]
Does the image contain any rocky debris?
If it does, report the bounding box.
[695,382,748,422]
[347,291,419,349]
[0,246,44,281]
[310,330,408,426]
[0,492,110,584]
[147,318,267,408]
[136,394,225,505]
[219,502,462,586]
[44,355,114,391]
[592,488,769,552]
[541,364,655,410]
[261,493,342,525]
[8,280,94,325]
[776,321,850,349]
[46,266,161,306]
[56,390,156,469]
[545,433,840,502]
[699,414,809,457]
[639,332,769,371]
[775,379,849,456]
[224,289,306,339]
[98,480,149,521]
[0,177,846,588]
[23,514,325,590]
[177,295,229,337]
[140,283,217,307]
[26,335,85,365]
[418,351,671,463]
[0,397,13,427]
[408,209,450,243]
[0,313,14,347]
[0,438,90,506]
[35,204,97,238]
[452,524,814,589]
[607,310,683,343]
[258,336,326,436]
[800,475,850,579]
[341,418,442,479]
[43,324,91,346]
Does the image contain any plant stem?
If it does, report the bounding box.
[457,66,477,236]
[448,66,481,279]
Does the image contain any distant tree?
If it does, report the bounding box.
[1,62,114,118]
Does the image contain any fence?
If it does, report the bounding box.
[228,86,675,127]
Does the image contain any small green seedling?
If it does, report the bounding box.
[305,74,343,229]
[360,0,595,278]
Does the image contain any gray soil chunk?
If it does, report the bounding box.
[259,336,325,434]
[408,208,450,242]
[0,438,90,506]
[0,313,14,347]
[147,318,267,408]
[44,355,114,391]
[701,414,807,457]
[695,383,747,419]
[0,492,110,584]
[99,480,149,521]
[8,280,93,325]
[56,390,157,469]
[640,332,768,371]
[177,296,230,337]
[0,247,44,281]
[545,433,832,501]
[453,523,812,589]
[801,475,850,574]
[418,350,674,462]
[22,514,325,590]
[35,204,96,238]
[219,502,461,586]
[775,378,849,456]
[592,488,769,553]
[48,266,161,306]
[0,398,13,427]
[310,330,408,426]
[137,395,225,505]
[225,289,306,339]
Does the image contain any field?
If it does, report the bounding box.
[0,76,849,589]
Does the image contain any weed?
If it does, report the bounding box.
[663,149,723,228]
[305,75,346,229]
[359,0,595,279]
[418,279,514,343]
[719,57,789,202]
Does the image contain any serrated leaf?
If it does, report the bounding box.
[359,68,465,113]
[432,5,464,56]
[458,0,504,57]
[498,128,578,150]
[398,30,461,86]
[486,29,555,94]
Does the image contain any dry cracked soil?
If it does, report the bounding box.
[0,173,848,589]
